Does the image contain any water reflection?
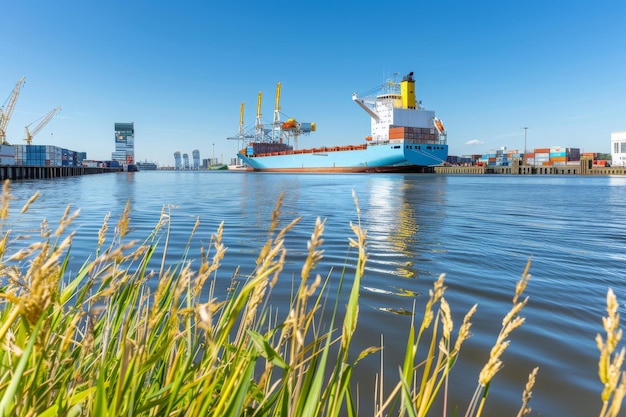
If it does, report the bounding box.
[355,175,450,316]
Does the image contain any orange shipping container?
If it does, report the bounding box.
[535,148,550,153]
[389,127,404,139]
[550,156,566,162]
[542,161,552,166]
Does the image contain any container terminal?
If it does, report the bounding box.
[0,77,126,180]
[438,144,626,175]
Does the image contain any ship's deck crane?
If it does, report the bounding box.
[24,106,61,145]
[0,77,26,145]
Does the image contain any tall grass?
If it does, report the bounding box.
[0,182,623,416]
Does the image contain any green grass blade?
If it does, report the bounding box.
[93,368,110,416]
[0,313,44,417]
[248,330,288,369]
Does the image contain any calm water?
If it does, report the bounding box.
[4,171,626,416]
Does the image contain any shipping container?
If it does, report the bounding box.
[550,152,567,158]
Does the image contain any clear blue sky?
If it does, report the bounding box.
[2,0,625,166]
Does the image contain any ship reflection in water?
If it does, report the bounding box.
[359,175,448,315]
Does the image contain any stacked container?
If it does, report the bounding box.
[388,127,438,143]
[550,146,567,166]
[13,145,80,167]
[566,148,581,165]
[247,142,293,156]
[534,148,550,166]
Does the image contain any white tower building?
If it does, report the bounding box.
[174,151,182,170]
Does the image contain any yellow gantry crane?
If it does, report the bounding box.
[0,77,26,145]
[272,82,282,143]
[24,106,61,145]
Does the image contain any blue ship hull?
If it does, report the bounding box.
[238,142,448,173]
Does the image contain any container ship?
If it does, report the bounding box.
[230,72,448,172]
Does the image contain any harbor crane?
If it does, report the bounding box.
[276,82,315,150]
[0,77,26,145]
[24,106,61,145]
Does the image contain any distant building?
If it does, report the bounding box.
[112,122,135,165]
[192,149,200,169]
[174,151,182,170]
[183,153,190,170]
[611,131,626,167]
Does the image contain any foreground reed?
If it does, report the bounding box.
[0,182,623,416]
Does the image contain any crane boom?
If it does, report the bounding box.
[238,102,245,137]
[24,106,61,145]
[272,82,282,142]
[273,82,281,123]
[255,91,263,140]
[0,77,26,145]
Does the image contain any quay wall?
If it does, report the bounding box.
[0,165,123,181]
[435,159,626,176]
